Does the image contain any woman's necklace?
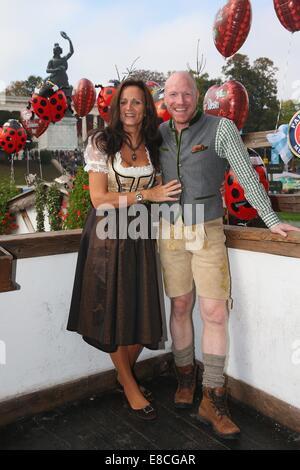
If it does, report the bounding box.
[127,138,143,161]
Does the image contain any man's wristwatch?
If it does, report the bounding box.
[135,191,144,203]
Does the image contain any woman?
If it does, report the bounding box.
[67,79,181,420]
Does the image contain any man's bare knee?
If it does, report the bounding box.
[200,299,228,326]
[171,292,194,320]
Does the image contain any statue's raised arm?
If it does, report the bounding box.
[60,31,74,60]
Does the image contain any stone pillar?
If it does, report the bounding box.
[38,116,78,151]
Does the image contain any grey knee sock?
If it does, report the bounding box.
[172,343,194,367]
[202,353,225,388]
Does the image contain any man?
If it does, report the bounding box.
[158,71,300,439]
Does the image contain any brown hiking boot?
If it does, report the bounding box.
[174,364,198,408]
[197,387,240,439]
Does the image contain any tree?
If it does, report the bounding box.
[187,39,222,105]
[191,72,221,105]
[222,54,279,132]
[278,100,299,126]
[129,70,168,86]
[5,75,43,97]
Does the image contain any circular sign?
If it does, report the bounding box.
[288,110,300,159]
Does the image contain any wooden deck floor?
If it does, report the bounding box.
[0,373,299,451]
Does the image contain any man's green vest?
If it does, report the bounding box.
[159,112,227,225]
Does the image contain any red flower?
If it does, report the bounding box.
[82,185,89,191]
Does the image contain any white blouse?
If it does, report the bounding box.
[84,136,154,177]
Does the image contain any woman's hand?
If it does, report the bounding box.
[144,180,182,202]
[220,180,225,197]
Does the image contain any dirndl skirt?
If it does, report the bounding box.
[67,207,165,352]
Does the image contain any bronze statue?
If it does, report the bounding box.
[45,31,74,113]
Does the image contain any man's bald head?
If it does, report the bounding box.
[164,71,199,131]
[165,71,198,95]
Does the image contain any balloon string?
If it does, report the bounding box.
[10,155,15,186]
[39,152,43,180]
[275,32,294,130]
[26,148,29,176]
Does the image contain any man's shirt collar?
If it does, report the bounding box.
[169,108,202,131]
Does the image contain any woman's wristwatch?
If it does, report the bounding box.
[135,191,144,203]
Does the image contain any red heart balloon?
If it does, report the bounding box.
[273,0,300,33]
[72,78,96,117]
[213,0,252,58]
[203,80,249,130]
[20,109,49,138]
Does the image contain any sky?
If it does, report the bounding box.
[0,0,299,101]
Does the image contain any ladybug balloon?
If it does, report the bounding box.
[72,78,96,117]
[155,99,171,123]
[224,150,269,221]
[31,82,68,123]
[97,85,117,123]
[0,119,27,154]
[152,88,171,122]
[20,109,49,138]
[203,80,249,130]
[273,0,300,33]
[213,0,252,58]
[146,80,160,94]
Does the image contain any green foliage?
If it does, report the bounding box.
[5,75,43,97]
[62,167,91,229]
[191,72,222,105]
[278,100,299,126]
[35,180,46,232]
[0,179,20,234]
[46,183,63,231]
[222,54,279,132]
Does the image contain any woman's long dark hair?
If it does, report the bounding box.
[89,79,162,170]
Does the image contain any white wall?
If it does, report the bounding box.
[227,249,300,409]
[0,248,299,411]
[0,253,171,402]
[193,249,300,409]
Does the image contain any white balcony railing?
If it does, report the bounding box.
[0,227,300,431]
